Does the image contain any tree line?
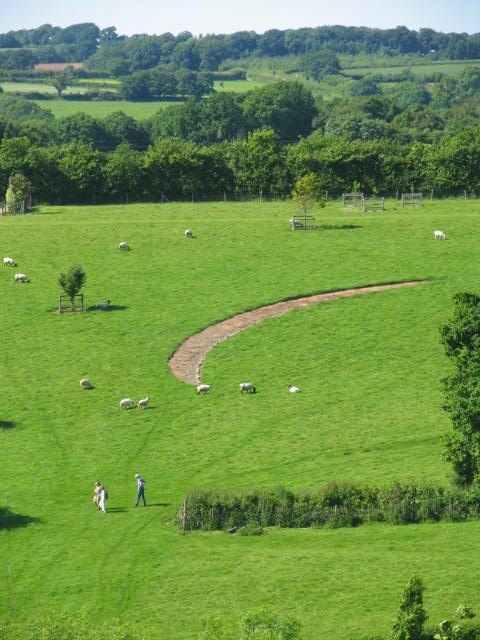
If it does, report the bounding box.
[2,125,480,205]
[2,22,480,73]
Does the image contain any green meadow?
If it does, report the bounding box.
[1,199,480,638]
[30,99,176,119]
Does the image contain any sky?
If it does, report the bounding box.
[1,0,479,37]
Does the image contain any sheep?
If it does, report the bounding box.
[196,383,211,394]
[185,228,193,238]
[288,384,301,393]
[433,230,446,240]
[118,241,130,250]
[3,257,16,267]
[120,398,135,409]
[14,273,28,283]
[95,300,111,310]
[80,378,93,390]
[138,396,150,409]
[289,218,303,230]
[239,382,256,394]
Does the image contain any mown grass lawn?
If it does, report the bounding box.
[1,199,480,638]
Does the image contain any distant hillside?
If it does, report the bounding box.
[1,23,480,74]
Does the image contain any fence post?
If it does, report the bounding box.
[182,497,187,532]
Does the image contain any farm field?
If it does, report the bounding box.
[2,199,480,638]
[213,78,271,92]
[0,81,88,94]
[341,57,480,79]
[31,99,178,119]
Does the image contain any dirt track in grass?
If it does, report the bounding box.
[168,280,427,385]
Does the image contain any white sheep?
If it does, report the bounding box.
[118,241,130,250]
[95,300,110,310]
[239,382,256,394]
[196,383,211,394]
[433,230,446,240]
[14,273,28,283]
[185,228,192,238]
[3,257,16,267]
[80,378,93,390]
[289,218,303,230]
[138,396,150,409]
[288,384,301,393]
[120,398,135,409]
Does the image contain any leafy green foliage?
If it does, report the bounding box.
[392,577,427,640]
[291,172,325,213]
[178,483,480,532]
[57,265,86,306]
[441,293,480,485]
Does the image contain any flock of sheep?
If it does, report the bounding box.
[7,224,445,410]
[196,382,301,394]
[3,256,29,282]
[80,377,149,409]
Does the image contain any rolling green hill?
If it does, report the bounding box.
[1,199,480,638]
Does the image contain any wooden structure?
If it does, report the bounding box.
[290,214,317,231]
[58,294,84,313]
[0,194,32,215]
[342,193,364,209]
[401,192,423,208]
[363,196,385,212]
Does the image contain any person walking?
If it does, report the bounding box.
[134,473,146,507]
[93,481,101,507]
[98,483,108,513]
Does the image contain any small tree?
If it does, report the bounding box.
[51,66,75,97]
[5,172,31,212]
[392,576,427,640]
[291,172,325,215]
[58,265,86,309]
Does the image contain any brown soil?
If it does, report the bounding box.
[168,280,427,385]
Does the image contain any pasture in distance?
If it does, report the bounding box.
[1,199,480,638]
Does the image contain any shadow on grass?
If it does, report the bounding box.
[318,224,362,231]
[107,507,128,513]
[86,305,129,313]
[0,421,15,430]
[0,507,41,530]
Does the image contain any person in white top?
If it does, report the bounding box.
[134,473,146,507]
[98,484,108,513]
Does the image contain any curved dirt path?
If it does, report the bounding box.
[168,280,427,385]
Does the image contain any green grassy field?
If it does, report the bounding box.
[341,57,480,79]
[30,99,178,119]
[1,199,480,638]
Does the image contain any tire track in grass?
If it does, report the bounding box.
[169,280,428,385]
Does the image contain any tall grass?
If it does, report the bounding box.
[1,200,480,638]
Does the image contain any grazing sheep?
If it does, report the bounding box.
[14,273,28,283]
[80,378,93,390]
[289,218,303,230]
[196,383,211,394]
[288,384,301,393]
[118,241,130,250]
[120,398,135,409]
[138,396,150,409]
[239,382,256,394]
[185,228,192,238]
[3,257,16,267]
[433,230,446,240]
[95,300,110,310]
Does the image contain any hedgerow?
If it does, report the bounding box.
[176,481,480,531]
